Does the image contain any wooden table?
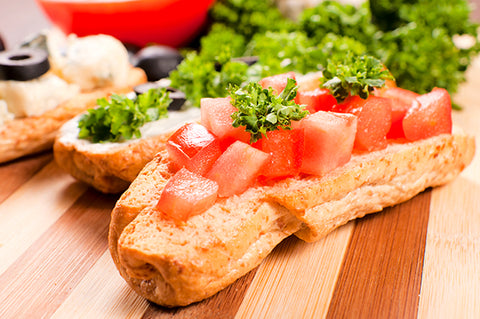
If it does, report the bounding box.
[1,2,479,318]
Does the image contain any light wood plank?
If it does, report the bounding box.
[417,178,480,318]
[0,161,87,275]
[235,223,354,319]
[0,152,52,204]
[0,189,115,318]
[51,251,149,319]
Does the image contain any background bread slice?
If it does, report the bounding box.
[108,130,475,307]
[0,67,146,164]
[53,107,201,193]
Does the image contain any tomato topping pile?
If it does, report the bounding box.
[156,73,453,221]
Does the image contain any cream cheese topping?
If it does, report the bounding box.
[0,100,14,127]
[58,106,201,153]
[0,73,80,118]
[48,32,131,91]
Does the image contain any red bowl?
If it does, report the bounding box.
[36,0,216,48]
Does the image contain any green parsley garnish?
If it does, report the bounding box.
[321,54,393,103]
[78,88,171,143]
[229,77,308,143]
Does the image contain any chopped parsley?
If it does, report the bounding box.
[229,78,308,143]
[321,54,394,102]
[78,88,171,143]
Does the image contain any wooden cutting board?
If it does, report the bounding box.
[1,0,479,312]
[0,56,478,318]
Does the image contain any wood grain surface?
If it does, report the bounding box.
[0,1,479,318]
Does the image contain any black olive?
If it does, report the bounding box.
[133,45,183,82]
[133,82,186,111]
[0,33,5,52]
[20,32,48,52]
[0,48,50,81]
[133,82,163,96]
[122,42,141,65]
[167,89,186,111]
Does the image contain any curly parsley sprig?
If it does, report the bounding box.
[78,88,171,143]
[321,54,394,103]
[229,77,308,143]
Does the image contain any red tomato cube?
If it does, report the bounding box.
[258,128,304,180]
[300,111,357,176]
[294,88,337,113]
[156,168,219,222]
[166,122,218,172]
[402,87,452,141]
[375,87,420,139]
[185,139,223,176]
[206,141,270,197]
[200,97,250,147]
[259,72,296,95]
[342,95,392,151]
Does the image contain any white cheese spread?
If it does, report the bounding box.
[0,73,80,117]
[58,106,201,153]
[0,100,14,127]
[48,32,131,91]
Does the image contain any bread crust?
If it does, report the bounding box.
[0,67,146,164]
[108,130,475,307]
[54,130,171,193]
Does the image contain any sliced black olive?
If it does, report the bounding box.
[167,89,186,111]
[133,82,186,111]
[133,82,163,96]
[122,42,141,65]
[133,45,183,82]
[0,48,50,81]
[20,32,48,52]
[0,33,5,52]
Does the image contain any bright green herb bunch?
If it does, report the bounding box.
[78,88,171,143]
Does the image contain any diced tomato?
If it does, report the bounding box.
[206,141,270,197]
[342,95,392,151]
[186,139,223,176]
[166,122,221,173]
[300,111,357,176]
[259,72,296,95]
[156,168,219,222]
[200,97,250,148]
[402,87,452,141]
[258,128,304,180]
[294,88,337,113]
[375,87,420,139]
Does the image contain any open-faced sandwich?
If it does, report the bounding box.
[0,29,146,163]
[53,84,200,193]
[107,55,475,307]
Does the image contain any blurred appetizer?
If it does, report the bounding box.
[0,29,146,163]
[108,56,475,307]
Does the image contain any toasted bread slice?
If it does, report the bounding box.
[0,67,146,164]
[108,129,475,307]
